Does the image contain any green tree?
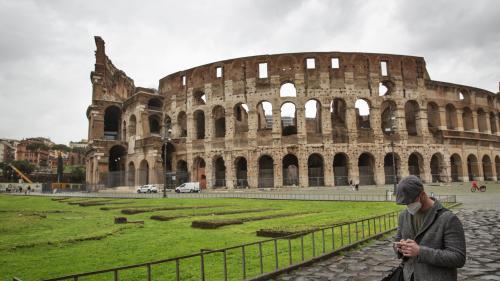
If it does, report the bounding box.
[51,144,71,152]
[70,166,86,183]
[10,160,35,175]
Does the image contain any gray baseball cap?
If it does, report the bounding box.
[396,175,424,205]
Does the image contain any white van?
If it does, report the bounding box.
[175,182,200,193]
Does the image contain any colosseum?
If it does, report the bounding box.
[85,36,500,190]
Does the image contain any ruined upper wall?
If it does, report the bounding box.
[90,36,135,102]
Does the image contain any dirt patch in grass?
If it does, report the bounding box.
[78,201,132,207]
[100,205,165,211]
[67,200,113,206]
[150,215,184,221]
[148,208,275,222]
[51,197,71,202]
[191,212,314,229]
[256,228,312,238]
[121,205,226,215]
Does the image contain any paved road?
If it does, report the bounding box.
[275,187,500,281]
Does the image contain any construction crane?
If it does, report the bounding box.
[8,164,33,184]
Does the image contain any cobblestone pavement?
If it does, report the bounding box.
[275,209,500,281]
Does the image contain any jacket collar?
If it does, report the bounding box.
[414,198,443,241]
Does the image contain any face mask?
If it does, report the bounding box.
[407,201,422,215]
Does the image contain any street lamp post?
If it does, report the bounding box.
[390,105,398,194]
[162,126,172,198]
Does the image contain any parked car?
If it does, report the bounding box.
[137,184,158,193]
[175,182,200,193]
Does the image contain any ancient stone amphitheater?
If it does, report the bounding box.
[86,37,500,189]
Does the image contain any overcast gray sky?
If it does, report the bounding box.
[0,0,499,145]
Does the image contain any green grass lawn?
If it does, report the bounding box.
[0,195,402,281]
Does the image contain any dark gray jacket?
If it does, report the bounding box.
[395,200,466,281]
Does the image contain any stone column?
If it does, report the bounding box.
[274,154,282,188]
[205,156,213,189]
[374,155,384,186]
[496,116,500,136]
[456,109,464,131]
[247,108,258,147]
[485,113,492,134]
[346,104,358,143]
[472,111,479,132]
[296,106,306,145]
[324,152,334,187]
[438,107,447,130]
[461,154,469,182]
[299,153,309,188]
[225,153,234,189]
[321,103,332,145]
[248,153,258,188]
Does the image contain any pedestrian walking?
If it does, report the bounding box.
[391,175,466,281]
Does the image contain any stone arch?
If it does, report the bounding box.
[462,107,473,131]
[193,157,207,189]
[138,159,149,186]
[489,112,498,134]
[280,82,297,97]
[450,154,463,182]
[308,153,325,186]
[384,152,401,184]
[281,102,297,136]
[234,157,248,188]
[333,153,349,186]
[427,102,441,133]
[258,155,274,188]
[305,99,322,134]
[477,108,488,133]
[193,110,205,139]
[193,91,206,105]
[405,100,420,136]
[177,111,187,137]
[482,155,493,181]
[176,160,189,185]
[104,105,121,140]
[149,115,161,135]
[445,104,458,130]
[127,161,135,186]
[108,145,126,187]
[148,98,163,110]
[213,156,226,187]
[283,154,299,186]
[408,152,424,178]
[430,153,446,183]
[355,99,371,129]
[234,103,249,133]
[467,154,479,181]
[257,101,273,130]
[213,106,226,138]
[128,115,137,137]
[380,100,397,135]
[358,152,375,185]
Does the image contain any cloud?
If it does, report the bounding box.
[0,0,499,144]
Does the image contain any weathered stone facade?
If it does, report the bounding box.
[86,37,500,189]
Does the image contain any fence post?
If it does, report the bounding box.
[288,239,292,265]
[321,229,325,253]
[331,226,335,250]
[274,239,279,269]
[301,235,305,261]
[340,225,344,247]
[258,242,264,274]
[175,259,180,281]
[146,263,151,281]
[312,232,316,257]
[200,251,205,281]
[242,246,246,280]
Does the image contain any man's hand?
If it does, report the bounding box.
[400,239,420,257]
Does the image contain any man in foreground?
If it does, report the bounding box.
[394,175,466,281]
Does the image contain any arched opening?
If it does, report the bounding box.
[177,111,187,137]
[445,104,458,130]
[193,157,207,189]
[450,154,463,182]
[281,102,297,136]
[128,115,137,138]
[258,155,274,188]
[430,153,445,183]
[193,110,205,139]
[355,99,371,129]
[193,91,206,105]
[149,115,161,135]
[408,152,424,178]
[331,98,347,142]
[427,102,441,134]
[108,145,126,187]
[282,154,299,186]
[467,154,479,181]
[176,160,189,185]
[161,142,175,172]
[496,156,500,180]
[127,161,135,186]
[148,98,163,110]
[477,109,488,133]
[280,82,297,97]
[308,153,324,186]
[104,106,121,140]
[405,100,420,136]
[234,103,249,133]
[358,153,375,185]
[381,100,397,136]
[305,99,321,134]
[462,107,473,131]
[257,101,273,130]
[333,153,349,186]
[213,156,226,187]
[138,159,149,185]
[490,112,498,134]
[378,80,394,96]
[482,155,493,181]
[213,106,226,138]
[235,157,248,188]
[384,153,401,184]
